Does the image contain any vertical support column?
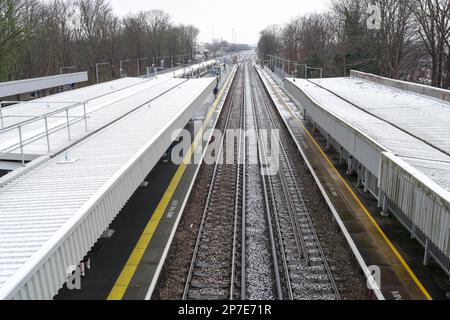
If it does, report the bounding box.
[423,238,430,266]
[378,189,383,208]
[347,156,354,176]
[364,168,369,193]
[339,147,344,165]
[381,192,390,217]
[0,102,4,129]
[326,134,331,150]
[411,224,416,240]
[357,165,362,187]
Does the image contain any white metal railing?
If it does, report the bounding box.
[0,59,217,166]
[0,100,88,165]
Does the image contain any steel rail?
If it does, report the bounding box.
[249,63,292,300]
[182,66,244,301]
[253,71,310,266]
[230,68,246,300]
[257,65,386,300]
[257,67,341,300]
[240,65,248,301]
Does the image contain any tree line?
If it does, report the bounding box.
[0,0,200,83]
[258,0,450,89]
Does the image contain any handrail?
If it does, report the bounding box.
[0,101,89,165]
[0,101,86,132]
[0,112,87,156]
[0,78,189,166]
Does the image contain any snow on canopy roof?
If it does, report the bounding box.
[0,76,215,299]
[288,77,450,193]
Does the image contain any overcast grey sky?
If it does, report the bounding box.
[109,0,329,45]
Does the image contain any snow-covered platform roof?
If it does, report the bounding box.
[309,77,450,157]
[287,76,450,192]
[157,59,217,80]
[285,74,450,260]
[0,60,217,162]
[0,72,88,99]
[0,77,191,159]
[0,76,215,300]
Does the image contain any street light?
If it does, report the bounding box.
[96,62,110,84]
[119,59,131,78]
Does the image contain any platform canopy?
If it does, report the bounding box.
[285,74,450,261]
[0,75,215,300]
[0,72,88,99]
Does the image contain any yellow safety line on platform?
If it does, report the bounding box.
[107,71,235,300]
[264,72,433,301]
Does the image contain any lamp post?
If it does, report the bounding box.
[96,62,110,84]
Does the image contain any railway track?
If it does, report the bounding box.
[183,65,246,300]
[182,60,341,301]
[249,64,341,300]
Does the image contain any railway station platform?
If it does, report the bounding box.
[0,74,216,300]
[0,59,217,169]
[53,65,237,300]
[282,71,450,283]
[256,66,450,300]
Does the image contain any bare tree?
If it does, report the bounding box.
[0,0,26,79]
[0,0,202,84]
[258,0,448,86]
[257,25,282,62]
[409,0,450,87]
